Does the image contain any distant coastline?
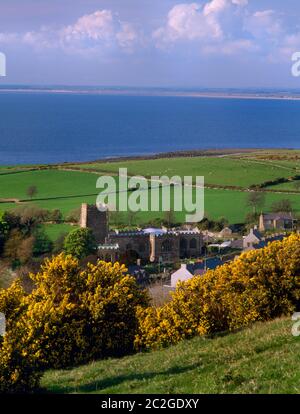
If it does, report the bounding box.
[62,148,276,166]
[1,86,300,101]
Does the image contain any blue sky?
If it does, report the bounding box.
[0,0,300,87]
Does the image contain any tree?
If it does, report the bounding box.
[18,236,35,264]
[247,192,265,214]
[245,212,259,226]
[48,209,63,223]
[7,205,48,236]
[213,217,229,231]
[4,229,34,266]
[4,229,24,262]
[64,228,97,259]
[26,185,38,199]
[197,217,211,231]
[271,199,293,213]
[53,232,68,254]
[66,207,81,223]
[32,229,53,256]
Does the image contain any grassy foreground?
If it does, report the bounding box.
[41,317,300,394]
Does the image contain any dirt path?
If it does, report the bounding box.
[0,198,21,204]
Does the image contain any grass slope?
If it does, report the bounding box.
[41,317,300,394]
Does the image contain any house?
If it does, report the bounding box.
[252,234,285,250]
[170,257,226,288]
[243,228,262,250]
[218,227,233,238]
[170,263,194,287]
[243,228,285,251]
[259,212,294,232]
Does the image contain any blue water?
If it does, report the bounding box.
[0,92,300,165]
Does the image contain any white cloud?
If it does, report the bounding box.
[203,0,227,16]
[153,0,252,53]
[58,10,139,54]
[153,2,224,47]
[0,2,298,64]
[0,10,140,56]
[61,10,115,44]
[116,23,138,50]
[245,10,282,38]
[232,0,248,5]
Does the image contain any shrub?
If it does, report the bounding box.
[48,209,63,223]
[66,208,80,223]
[0,254,148,392]
[135,234,300,350]
[63,227,96,259]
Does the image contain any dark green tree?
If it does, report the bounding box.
[32,229,53,256]
[63,228,96,259]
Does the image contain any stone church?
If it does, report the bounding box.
[80,203,204,264]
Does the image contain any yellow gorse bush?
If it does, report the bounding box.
[135,234,300,350]
[0,253,148,392]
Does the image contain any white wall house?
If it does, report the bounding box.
[170,264,194,288]
[243,228,262,250]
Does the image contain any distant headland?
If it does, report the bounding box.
[1,86,300,101]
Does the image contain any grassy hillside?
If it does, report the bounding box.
[41,317,300,394]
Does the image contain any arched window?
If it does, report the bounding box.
[189,238,197,249]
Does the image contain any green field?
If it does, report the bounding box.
[69,156,296,188]
[42,223,78,241]
[41,317,300,394]
[0,151,299,225]
[265,181,300,192]
[0,169,99,200]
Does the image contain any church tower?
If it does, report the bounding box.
[80,203,108,244]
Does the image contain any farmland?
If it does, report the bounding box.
[67,155,298,188]
[0,150,300,234]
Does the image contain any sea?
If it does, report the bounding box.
[0,90,300,165]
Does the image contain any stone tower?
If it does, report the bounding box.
[80,203,108,244]
[259,213,265,232]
